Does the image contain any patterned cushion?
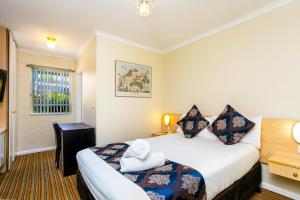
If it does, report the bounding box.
[208,105,255,145]
[177,105,209,138]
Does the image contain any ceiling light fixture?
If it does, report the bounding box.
[46,36,56,49]
[136,0,154,17]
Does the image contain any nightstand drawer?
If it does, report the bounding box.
[269,162,300,182]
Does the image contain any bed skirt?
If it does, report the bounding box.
[213,162,261,200]
[77,162,262,200]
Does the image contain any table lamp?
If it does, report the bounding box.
[163,114,171,133]
[293,122,300,143]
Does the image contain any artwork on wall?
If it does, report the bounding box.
[115,60,152,98]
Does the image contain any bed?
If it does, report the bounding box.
[76,132,261,200]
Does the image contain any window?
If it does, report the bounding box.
[31,65,71,114]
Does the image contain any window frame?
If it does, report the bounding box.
[30,65,72,115]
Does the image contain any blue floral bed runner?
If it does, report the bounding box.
[90,143,207,200]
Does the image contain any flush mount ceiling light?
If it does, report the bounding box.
[46,36,56,49]
[136,0,154,17]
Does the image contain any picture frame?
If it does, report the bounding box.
[115,60,152,98]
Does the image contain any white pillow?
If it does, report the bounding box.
[177,113,262,148]
[198,117,218,140]
[239,116,263,149]
[176,115,184,133]
[198,116,262,148]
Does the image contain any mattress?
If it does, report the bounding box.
[77,133,259,200]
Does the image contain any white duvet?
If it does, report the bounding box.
[77,133,259,200]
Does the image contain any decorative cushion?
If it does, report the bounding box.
[207,105,255,145]
[177,105,209,138]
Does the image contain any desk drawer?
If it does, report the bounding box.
[269,162,300,182]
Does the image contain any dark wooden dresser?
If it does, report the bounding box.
[58,123,95,176]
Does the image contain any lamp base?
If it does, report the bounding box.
[162,130,173,134]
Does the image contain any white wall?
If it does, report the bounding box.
[163,1,300,197]
[16,50,77,152]
[96,36,164,145]
[77,37,97,126]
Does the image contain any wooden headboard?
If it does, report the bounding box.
[260,119,300,163]
[160,114,300,163]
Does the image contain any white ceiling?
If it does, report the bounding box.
[0,0,284,58]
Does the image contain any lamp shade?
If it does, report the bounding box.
[164,114,170,126]
[137,0,153,17]
[293,122,300,143]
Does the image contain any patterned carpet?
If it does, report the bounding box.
[0,151,292,200]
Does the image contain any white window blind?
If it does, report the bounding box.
[31,65,72,114]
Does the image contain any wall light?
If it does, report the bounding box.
[46,37,56,49]
[293,122,300,143]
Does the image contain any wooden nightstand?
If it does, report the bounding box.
[268,154,300,182]
[152,131,175,137]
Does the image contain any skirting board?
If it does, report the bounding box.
[261,182,300,200]
[16,146,56,156]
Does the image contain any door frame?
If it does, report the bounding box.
[8,32,17,169]
[76,71,82,123]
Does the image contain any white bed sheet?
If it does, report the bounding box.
[77,133,259,200]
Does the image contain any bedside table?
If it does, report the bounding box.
[268,154,300,182]
[152,131,175,137]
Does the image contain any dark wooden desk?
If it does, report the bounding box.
[58,123,95,176]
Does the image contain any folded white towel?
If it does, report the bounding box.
[123,139,150,160]
[120,153,166,173]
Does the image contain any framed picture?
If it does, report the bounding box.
[115,60,152,98]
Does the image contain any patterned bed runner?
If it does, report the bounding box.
[90,143,206,200]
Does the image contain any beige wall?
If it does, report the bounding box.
[163,1,300,120]
[77,37,97,126]
[96,36,164,145]
[16,51,76,152]
[163,1,300,196]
